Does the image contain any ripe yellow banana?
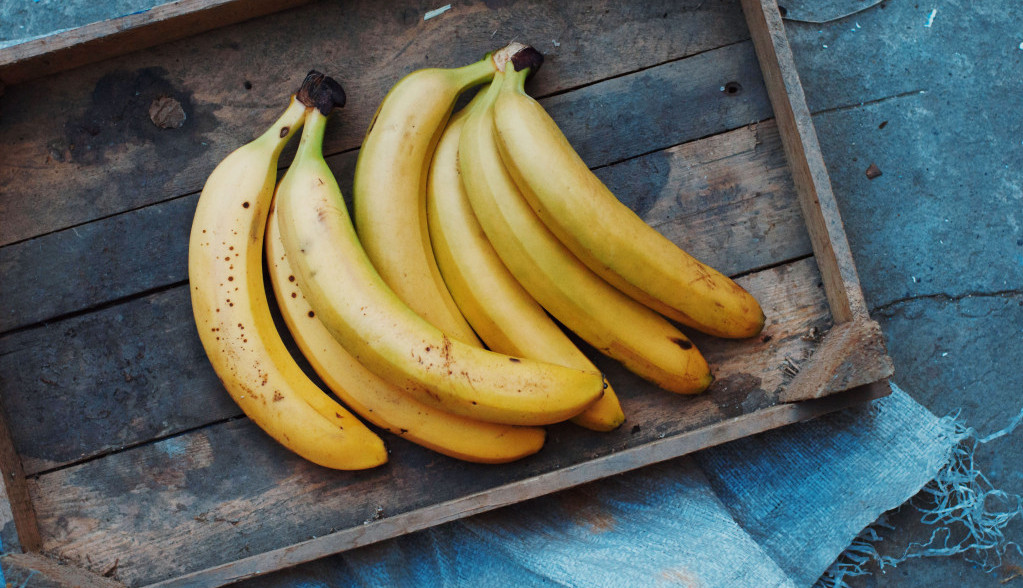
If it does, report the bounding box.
[427,91,625,432]
[351,51,502,344]
[265,197,547,463]
[493,60,765,339]
[460,71,712,395]
[275,106,605,426]
[188,81,386,470]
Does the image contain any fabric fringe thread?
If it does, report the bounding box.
[816,405,1023,587]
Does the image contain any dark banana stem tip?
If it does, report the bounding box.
[297,70,347,115]
[510,46,545,79]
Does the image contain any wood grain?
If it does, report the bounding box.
[152,383,888,588]
[0,0,751,247]
[0,113,793,335]
[0,467,20,553]
[0,0,314,86]
[0,552,125,587]
[0,1,893,584]
[740,0,869,322]
[0,402,42,552]
[1,119,809,476]
[0,195,195,332]
[28,257,829,586]
[779,319,894,402]
[0,287,238,476]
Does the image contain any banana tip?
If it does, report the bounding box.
[492,42,544,77]
[510,45,544,76]
[297,70,347,115]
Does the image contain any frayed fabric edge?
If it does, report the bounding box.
[815,405,1023,587]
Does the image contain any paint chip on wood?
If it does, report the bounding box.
[149,96,186,129]
[424,4,451,20]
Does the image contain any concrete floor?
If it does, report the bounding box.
[784,1,1023,584]
[1,0,1020,585]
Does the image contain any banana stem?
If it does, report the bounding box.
[296,70,347,115]
[295,108,328,163]
[452,55,502,90]
[254,97,308,157]
[502,64,530,95]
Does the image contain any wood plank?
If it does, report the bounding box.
[0,402,42,552]
[0,465,20,553]
[740,0,869,323]
[779,319,894,402]
[0,195,195,333]
[538,40,770,169]
[28,257,830,586]
[154,384,889,588]
[1,120,810,475]
[597,120,809,277]
[0,2,892,585]
[0,114,796,335]
[0,0,313,87]
[0,0,751,247]
[0,553,125,588]
[0,288,238,476]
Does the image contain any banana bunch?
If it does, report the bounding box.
[189,43,764,470]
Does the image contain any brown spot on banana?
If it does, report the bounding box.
[672,338,694,350]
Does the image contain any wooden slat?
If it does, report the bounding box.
[1,119,810,476]
[0,402,42,552]
[0,287,238,475]
[0,0,751,247]
[0,552,125,588]
[540,40,769,169]
[0,0,314,86]
[779,319,894,402]
[0,2,894,585]
[28,257,830,586]
[0,466,20,553]
[0,195,194,333]
[154,383,889,588]
[0,113,791,335]
[740,0,869,323]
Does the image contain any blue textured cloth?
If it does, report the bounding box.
[246,384,959,587]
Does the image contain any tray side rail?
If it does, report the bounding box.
[0,0,312,87]
[741,0,894,400]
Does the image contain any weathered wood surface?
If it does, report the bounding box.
[29,257,830,586]
[0,287,238,476]
[0,470,19,553]
[779,319,894,402]
[741,0,869,323]
[0,195,195,332]
[0,43,773,332]
[155,384,889,588]
[0,552,125,588]
[0,0,314,87]
[0,402,41,552]
[0,109,785,336]
[1,118,809,477]
[0,0,751,247]
[0,0,893,584]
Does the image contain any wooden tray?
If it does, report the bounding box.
[0,0,893,585]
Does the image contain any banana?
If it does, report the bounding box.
[350,50,500,344]
[492,57,765,339]
[427,91,625,432]
[459,70,713,395]
[274,106,605,426]
[188,78,386,470]
[265,195,547,463]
